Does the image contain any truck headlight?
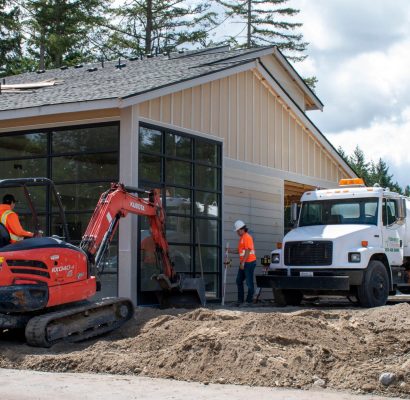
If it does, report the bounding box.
[271,253,280,264]
[348,252,361,263]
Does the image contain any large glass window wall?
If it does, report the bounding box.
[138,123,222,303]
[0,123,119,298]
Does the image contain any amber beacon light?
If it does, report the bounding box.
[339,178,365,186]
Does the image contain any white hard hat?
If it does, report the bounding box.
[233,220,246,231]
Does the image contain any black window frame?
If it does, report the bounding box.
[138,122,222,303]
[0,122,120,296]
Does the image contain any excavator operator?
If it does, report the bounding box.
[0,194,33,243]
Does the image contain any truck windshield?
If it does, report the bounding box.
[299,198,379,226]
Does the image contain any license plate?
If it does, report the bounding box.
[300,271,314,277]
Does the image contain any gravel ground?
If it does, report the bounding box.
[0,368,404,400]
[1,299,410,398]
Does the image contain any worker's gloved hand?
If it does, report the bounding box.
[34,230,44,238]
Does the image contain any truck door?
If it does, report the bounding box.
[381,197,405,266]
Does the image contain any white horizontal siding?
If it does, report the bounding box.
[223,159,283,301]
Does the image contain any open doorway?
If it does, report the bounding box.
[284,181,315,234]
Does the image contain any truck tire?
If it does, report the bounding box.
[357,260,389,308]
[273,289,303,307]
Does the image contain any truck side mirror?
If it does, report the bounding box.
[291,203,299,224]
[397,198,407,222]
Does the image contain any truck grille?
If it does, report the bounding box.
[284,241,333,266]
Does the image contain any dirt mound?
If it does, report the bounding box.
[0,304,410,397]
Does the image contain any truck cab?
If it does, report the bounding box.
[256,178,410,307]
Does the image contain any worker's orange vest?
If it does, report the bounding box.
[238,232,256,263]
[0,209,23,242]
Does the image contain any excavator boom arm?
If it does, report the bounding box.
[80,183,174,278]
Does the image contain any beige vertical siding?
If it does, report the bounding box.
[260,88,269,167]
[139,69,349,183]
[296,124,303,174]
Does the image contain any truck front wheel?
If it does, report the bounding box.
[357,260,389,308]
[273,289,303,307]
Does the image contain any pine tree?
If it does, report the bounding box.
[216,0,308,62]
[0,0,23,75]
[107,0,217,57]
[303,76,318,91]
[348,146,370,184]
[22,0,109,70]
[367,158,402,193]
[336,146,347,159]
[338,146,405,194]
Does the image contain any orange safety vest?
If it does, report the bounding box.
[0,205,33,243]
[238,232,256,263]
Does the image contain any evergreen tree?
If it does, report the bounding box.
[368,159,391,188]
[348,145,370,184]
[216,0,308,62]
[22,0,109,69]
[0,0,23,75]
[336,146,347,159]
[404,185,410,197]
[107,0,217,57]
[303,76,318,91]
[367,158,402,193]
[339,146,405,194]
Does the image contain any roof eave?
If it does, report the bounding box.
[272,47,324,112]
[0,98,120,121]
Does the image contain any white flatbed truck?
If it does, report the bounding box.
[256,178,410,307]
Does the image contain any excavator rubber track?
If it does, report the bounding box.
[24,297,134,348]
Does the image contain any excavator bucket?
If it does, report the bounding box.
[153,274,206,308]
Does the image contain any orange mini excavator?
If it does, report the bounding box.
[0,178,205,347]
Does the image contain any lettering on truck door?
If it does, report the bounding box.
[382,197,404,266]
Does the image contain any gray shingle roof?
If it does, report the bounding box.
[0,47,273,113]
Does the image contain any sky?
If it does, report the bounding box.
[286,0,410,188]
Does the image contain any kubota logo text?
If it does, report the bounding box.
[130,202,145,211]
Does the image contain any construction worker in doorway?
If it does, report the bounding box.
[0,194,33,243]
[231,220,257,305]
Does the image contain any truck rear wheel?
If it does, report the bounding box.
[273,289,303,307]
[357,260,389,308]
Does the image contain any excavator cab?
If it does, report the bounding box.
[0,177,69,243]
